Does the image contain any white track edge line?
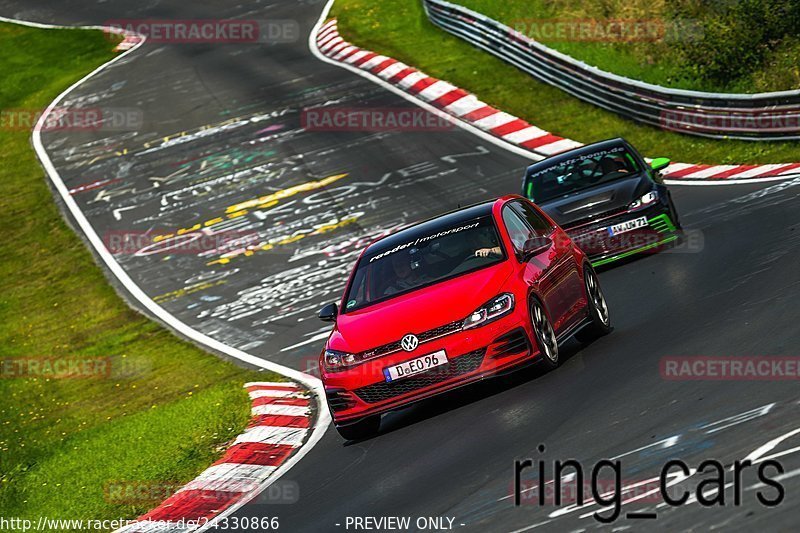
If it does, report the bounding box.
[0,15,330,533]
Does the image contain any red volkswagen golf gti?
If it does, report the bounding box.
[318,195,611,440]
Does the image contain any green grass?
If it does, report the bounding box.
[0,23,278,527]
[331,0,800,165]
[456,0,800,93]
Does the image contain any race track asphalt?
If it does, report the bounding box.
[3,0,800,531]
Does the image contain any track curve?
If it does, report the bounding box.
[4,0,800,531]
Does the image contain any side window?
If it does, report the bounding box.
[502,206,535,252]
[345,268,366,311]
[512,201,553,235]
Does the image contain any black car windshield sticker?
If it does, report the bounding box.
[367,221,481,263]
[528,146,628,180]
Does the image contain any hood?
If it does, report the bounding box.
[538,174,652,228]
[329,261,514,353]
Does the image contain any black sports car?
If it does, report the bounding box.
[522,138,681,267]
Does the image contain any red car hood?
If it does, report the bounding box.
[329,262,514,353]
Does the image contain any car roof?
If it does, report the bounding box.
[364,199,498,257]
[524,137,629,175]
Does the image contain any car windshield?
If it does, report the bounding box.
[343,215,504,312]
[524,145,641,203]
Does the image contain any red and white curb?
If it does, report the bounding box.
[314,18,800,185]
[112,32,143,52]
[118,382,313,532]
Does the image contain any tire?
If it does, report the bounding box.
[335,415,380,441]
[575,265,612,343]
[529,297,559,370]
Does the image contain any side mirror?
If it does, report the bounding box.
[650,157,670,172]
[522,236,552,259]
[318,302,338,322]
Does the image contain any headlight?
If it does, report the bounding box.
[629,191,658,210]
[462,293,515,330]
[323,349,358,371]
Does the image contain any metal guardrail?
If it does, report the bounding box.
[423,0,800,141]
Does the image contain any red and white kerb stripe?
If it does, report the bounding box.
[114,35,141,52]
[107,28,143,52]
[117,382,311,532]
[657,162,800,181]
[316,19,581,157]
[317,19,800,182]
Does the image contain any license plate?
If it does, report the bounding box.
[384,350,448,382]
[608,216,648,236]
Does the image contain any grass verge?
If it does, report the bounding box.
[0,22,277,526]
[331,0,800,165]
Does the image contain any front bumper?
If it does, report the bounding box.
[565,203,678,267]
[323,311,535,424]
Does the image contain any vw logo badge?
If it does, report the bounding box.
[401,334,419,352]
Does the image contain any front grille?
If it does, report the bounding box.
[567,210,632,256]
[568,211,636,239]
[561,206,628,231]
[353,348,486,403]
[418,320,463,342]
[357,319,463,359]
